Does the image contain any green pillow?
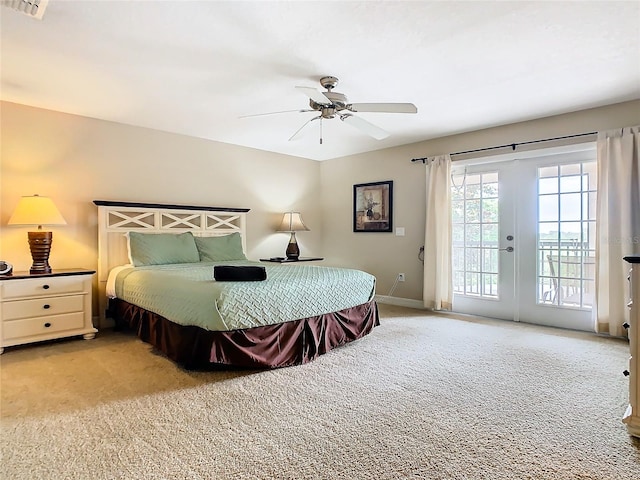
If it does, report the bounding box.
[194,233,247,261]
[128,231,200,266]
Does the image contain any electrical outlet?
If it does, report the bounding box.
[398,273,405,282]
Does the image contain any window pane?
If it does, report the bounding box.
[466,272,480,295]
[539,276,558,304]
[452,200,464,223]
[539,166,558,178]
[482,273,498,296]
[482,223,498,244]
[482,181,498,198]
[561,163,581,176]
[466,248,481,272]
[560,193,581,221]
[559,254,581,278]
[540,251,553,276]
[539,177,557,194]
[539,221,559,239]
[539,195,558,222]
[466,224,480,244]
[482,198,498,222]
[559,221,581,241]
[465,175,481,199]
[452,224,465,244]
[465,199,480,223]
[483,248,498,273]
[560,175,581,193]
[453,246,465,268]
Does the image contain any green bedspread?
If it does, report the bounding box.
[114,261,376,331]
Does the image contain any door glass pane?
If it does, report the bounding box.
[452,200,464,222]
[539,195,558,221]
[452,171,500,299]
[539,177,558,194]
[560,174,581,192]
[466,247,481,272]
[465,199,481,223]
[560,193,581,221]
[537,161,596,309]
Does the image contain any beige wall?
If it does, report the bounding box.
[320,100,640,302]
[0,101,321,315]
[2,100,639,316]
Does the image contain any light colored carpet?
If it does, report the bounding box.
[1,304,639,480]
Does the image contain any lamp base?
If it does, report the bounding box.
[285,232,300,260]
[28,231,53,274]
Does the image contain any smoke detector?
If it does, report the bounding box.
[1,0,49,20]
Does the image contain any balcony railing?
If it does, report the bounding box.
[452,238,595,308]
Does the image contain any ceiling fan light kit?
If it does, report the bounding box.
[247,76,417,144]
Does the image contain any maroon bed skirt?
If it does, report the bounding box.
[109,299,380,369]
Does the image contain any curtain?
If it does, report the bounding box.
[423,154,453,310]
[595,126,640,336]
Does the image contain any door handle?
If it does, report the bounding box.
[499,246,514,252]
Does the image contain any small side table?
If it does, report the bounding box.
[0,268,97,354]
[260,257,324,263]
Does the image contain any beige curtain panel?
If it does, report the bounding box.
[423,154,453,310]
[595,125,640,336]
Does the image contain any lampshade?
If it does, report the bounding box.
[277,212,309,233]
[8,195,67,228]
[8,195,66,275]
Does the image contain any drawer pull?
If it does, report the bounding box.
[42,284,50,290]
[43,304,51,309]
[623,370,630,377]
[44,322,51,328]
[623,322,630,329]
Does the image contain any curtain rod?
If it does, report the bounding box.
[410,131,597,163]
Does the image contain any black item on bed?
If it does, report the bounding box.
[213,265,267,282]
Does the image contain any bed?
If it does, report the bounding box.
[94,200,379,369]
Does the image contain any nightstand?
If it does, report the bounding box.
[623,255,640,438]
[0,268,97,354]
[260,257,324,263]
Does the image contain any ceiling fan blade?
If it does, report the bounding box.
[295,86,332,105]
[289,116,321,141]
[340,114,389,140]
[239,109,314,118]
[347,103,417,114]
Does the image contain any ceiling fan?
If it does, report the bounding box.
[241,76,417,144]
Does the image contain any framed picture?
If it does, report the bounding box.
[353,180,393,232]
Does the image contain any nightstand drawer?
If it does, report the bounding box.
[3,312,85,340]
[2,295,84,321]
[1,276,86,300]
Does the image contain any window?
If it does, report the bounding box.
[538,162,596,308]
[452,172,499,298]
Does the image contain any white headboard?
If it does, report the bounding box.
[93,200,249,325]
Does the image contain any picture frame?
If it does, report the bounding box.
[353,180,393,232]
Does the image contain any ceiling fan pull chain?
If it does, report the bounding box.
[320,117,323,144]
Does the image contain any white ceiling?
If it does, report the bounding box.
[1,1,639,161]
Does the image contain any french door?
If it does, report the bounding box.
[451,147,596,331]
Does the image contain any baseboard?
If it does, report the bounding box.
[375,295,425,309]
